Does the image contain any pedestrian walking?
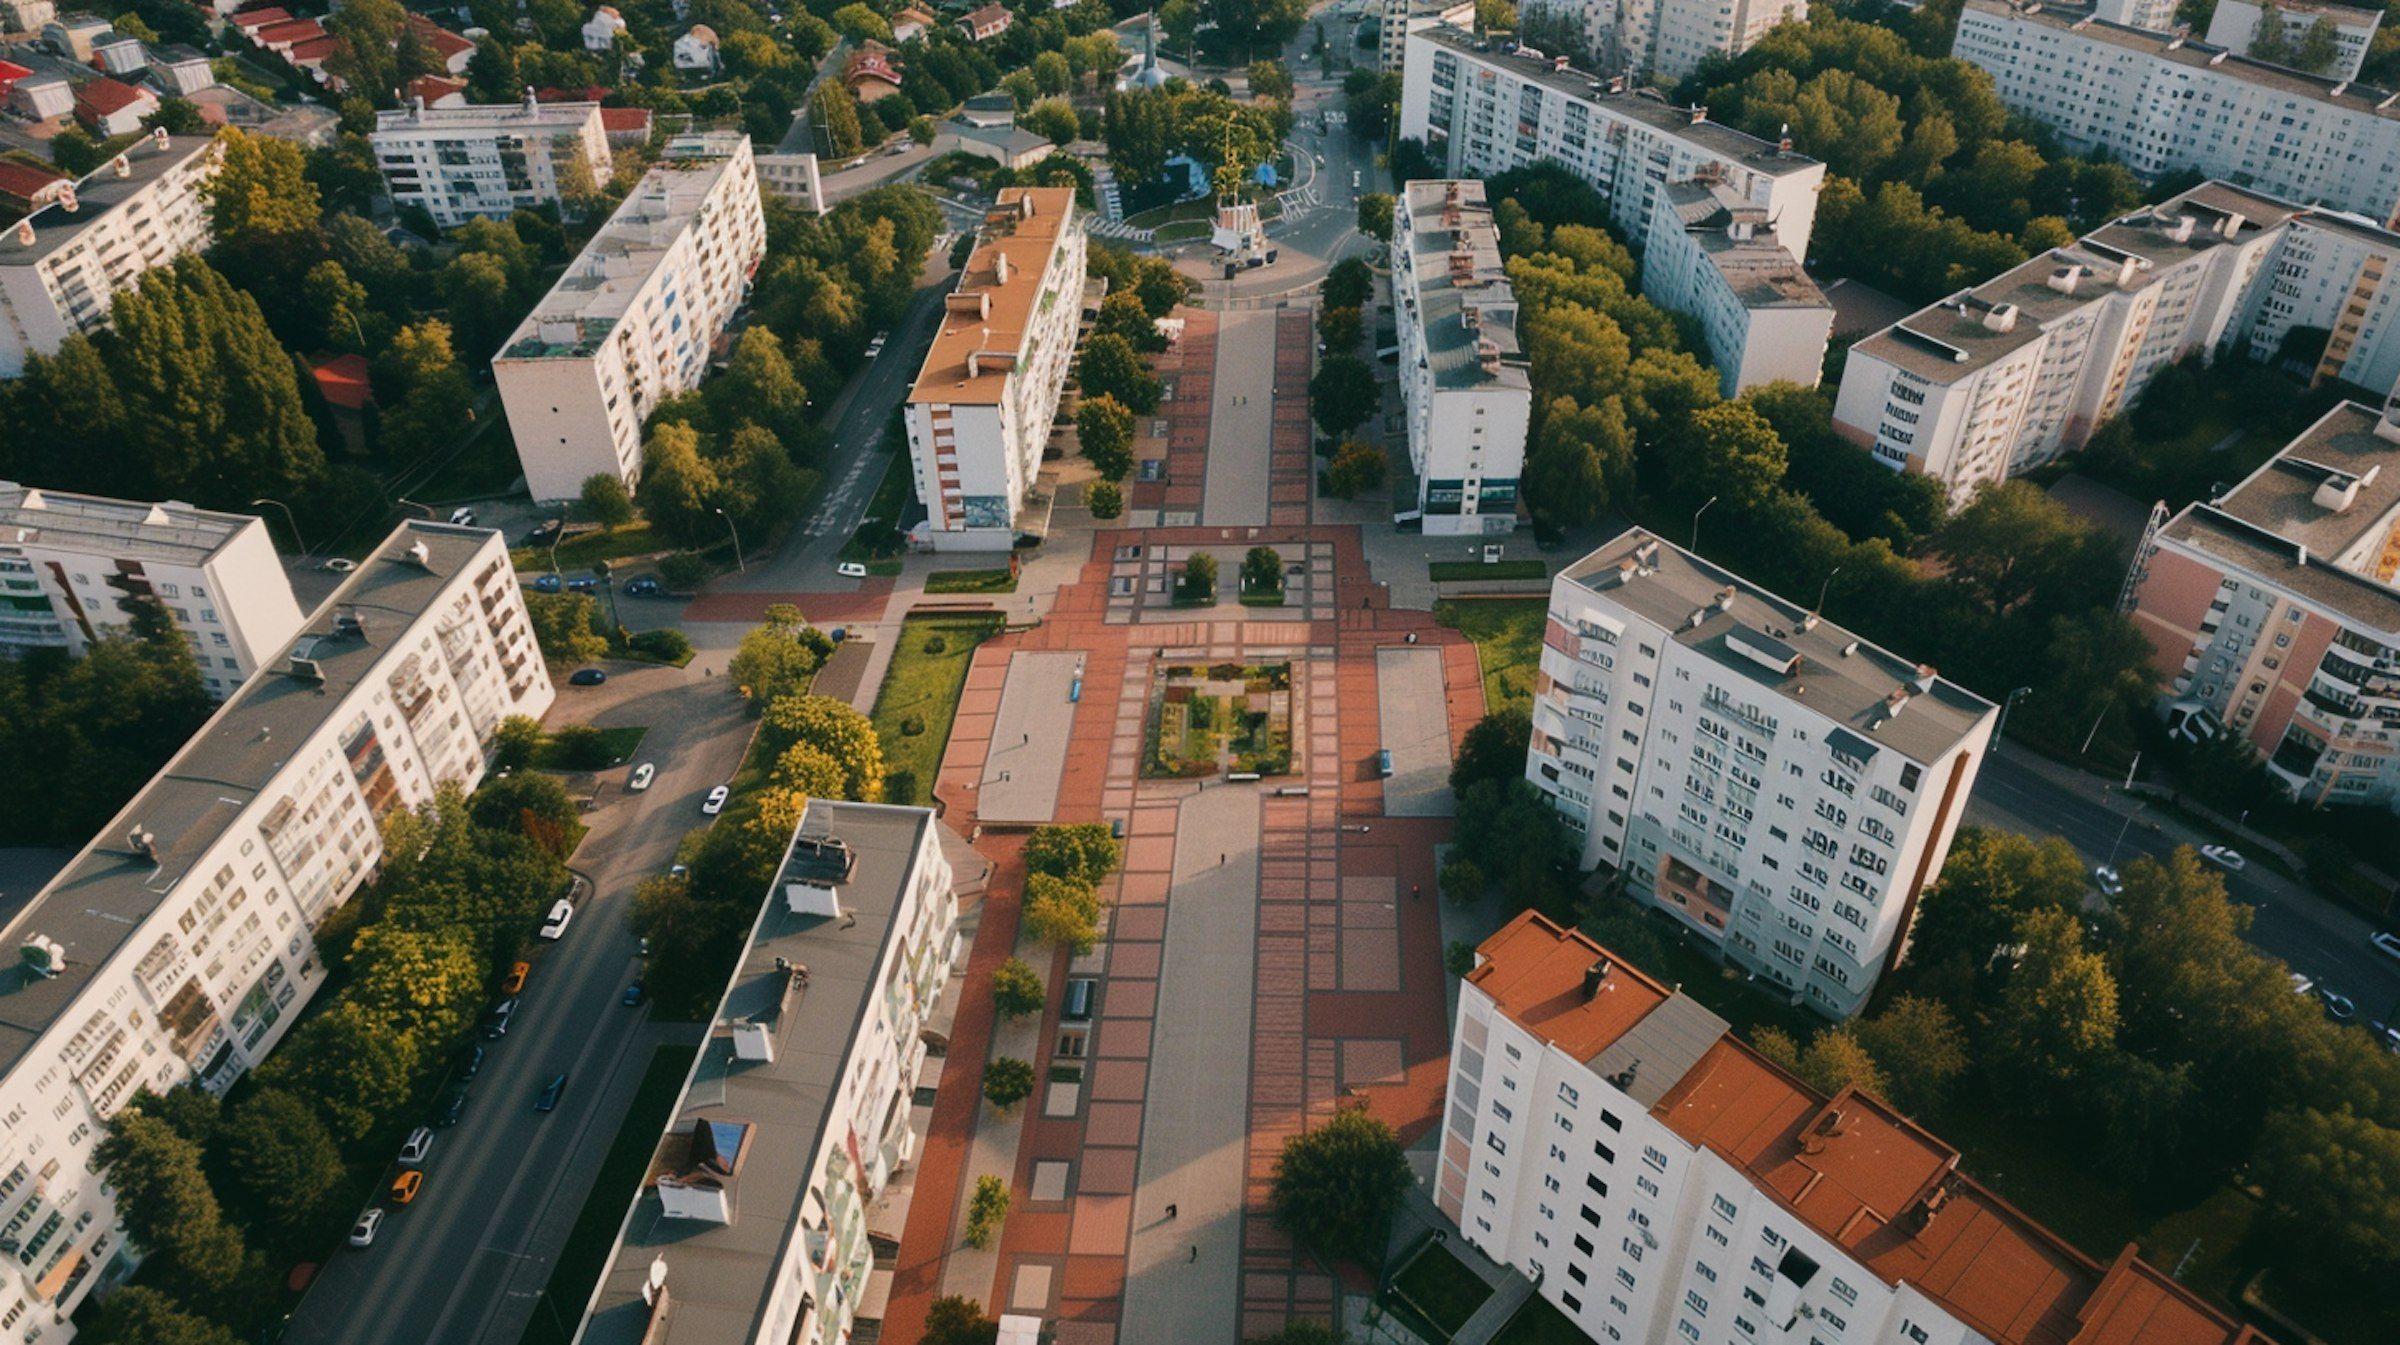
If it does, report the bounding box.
[1166,1203,1179,1220]
[1189,1245,1199,1262]
[1412,883,1421,900]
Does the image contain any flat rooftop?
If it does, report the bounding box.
[498,133,747,362]
[910,185,1077,407]
[2159,400,2400,633]
[1967,0,2400,116]
[580,802,951,1345]
[0,134,214,270]
[1559,528,1994,765]
[1853,180,2304,383]
[0,482,260,566]
[1474,912,2264,1345]
[372,97,601,134]
[0,523,500,1075]
[1400,179,1528,392]
[1412,27,1824,177]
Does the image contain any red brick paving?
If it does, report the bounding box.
[1129,308,1217,516]
[1269,310,1315,527]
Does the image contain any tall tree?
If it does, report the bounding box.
[1269,1108,1411,1267]
[215,1089,345,1238]
[1077,393,1137,480]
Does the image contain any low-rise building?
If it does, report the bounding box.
[0,160,69,215]
[73,77,155,137]
[599,105,651,147]
[1528,529,1994,1017]
[1642,180,1831,395]
[39,11,106,60]
[844,40,904,101]
[0,0,52,35]
[90,34,143,76]
[494,133,766,501]
[0,521,551,1339]
[1394,179,1529,534]
[0,483,305,699]
[147,45,214,97]
[573,801,963,1345]
[583,4,627,48]
[5,72,69,120]
[754,150,826,213]
[891,3,936,40]
[370,93,611,229]
[1400,26,1825,262]
[934,113,1056,170]
[672,23,718,70]
[958,0,1011,39]
[1443,909,2270,1345]
[407,13,475,75]
[0,132,219,378]
[2205,0,2380,80]
[2130,401,2400,809]
[903,186,1086,550]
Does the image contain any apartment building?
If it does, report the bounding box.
[494,133,766,502]
[1379,0,1474,72]
[1442,910,2270,1345]
[2087,0,2176,29]
[0,132,217,378]
[1400,27,1825,264]
[575,802,963,1345]
[0,522,551,1341]
[2129,402,2400,809]
[0,484,304,700]
[753,150,826,214]
[1528,530,1993,1017]
[1521,0,1802,82]
[1394,180,1530,534]
[1952,0,2400,227]
[369,93,611,229]
[1642,181,1830,396]
[903,186,1086,551]
[1834,180,2400,503]
[2205,0,2381,81]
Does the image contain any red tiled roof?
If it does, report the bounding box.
[0,60,34,85]
[1461,912,1675,1061]
[2068,1248,2266,1345]
[404,74,467,104]
[406,14,474,61]
[230,7,292,28]
[598,106,650,133]
[255,19,325,44]
[0,160,67,199]
[311,353,373,411]
[534,85,610,103]
[287,36,339,64]
[75,77,149,117]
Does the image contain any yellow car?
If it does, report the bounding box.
[502,960,529,995]
[389,1170,423,1206]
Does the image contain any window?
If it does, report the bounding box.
[1903,1325,1929,1344]
[1586,1173,1608,1197]
[1575,1234,1594,1256]
[1830,1278,1857,1307]
[1568,1263,1588,1285]
[1564,1292,1584,1313]
[1641,1146,1668,1171]
[1621,1236,1644,1262]
[1486,1132,1507,1155]
[1558,1082,1580,1105]
[1581,1206,1601,1227]
[1601,1110,1622,1131]
[1615,1267,1636,1289]
[1711,1194,1738,1221]
[1545,1175,1561,1193]
[1705,1224,1730,1247]
[1594,1141,1615,1164]
[1678,1321,1701,1342]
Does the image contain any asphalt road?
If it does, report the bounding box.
[279,661,754,1345]
[1966,748,2400,1025]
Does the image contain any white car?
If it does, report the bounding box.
[865,331,889,358]
[628,762,655,792]
[349,1209,384,1248]
[2291,971,2317,997]
[2199,845,2247,873]
[2373,930,2400,963]
[397,1126,434,1165]
[702,785,730,816]
[320,557,357,573]
[837,561,869,579]
[2092,865,2122,897]
[538,898,574,941]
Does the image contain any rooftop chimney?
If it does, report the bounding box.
[1911,663,1937,692]
[1581,959,1611,1001]
[127,827,158,864]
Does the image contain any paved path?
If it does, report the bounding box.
[976,651,1085,823]
[1203,308,1279,526]
[1376,647,1457,817]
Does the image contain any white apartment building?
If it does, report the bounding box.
[0,484,304,700]
[1401,27,1825,263]
[1395,180,1530,534]
[494,133,766,502]
[1379,0,1474,73]
[753,151,826,214]
[1833,180,2400,503]
[1522,0,1802,82]
[1528,531,1993,1017]
[1642,181,1830,396]
[2207,0,2381,81]
[1442,910,2265,1345]
[0,132,217,379]
[0,522,551,1341]
[575,802,963,1345]
[904,186,1087,551]
[2087,0,2176,28]
[2130,402,2400,810]
[1953,0,2400,227]
[370,92,611,230]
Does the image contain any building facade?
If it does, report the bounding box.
[1528,531,1993,1017]
[1395,180,1530,534]
[1642,181,1830,396]
[1443,910,2269,1345]
[0,522,552,1341]
[493,133,766,502]
[2205,0,2381,81]
[2130,402,2400,810]
[369,93,611,229]
[0,133,217,379]
[1952,0,2400,227]
[903,187,1087,551]
[1401,27,1825,263]
[575,802,963,1345]
[0,484,305,699]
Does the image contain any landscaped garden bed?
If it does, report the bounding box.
[1143,661,1293,777]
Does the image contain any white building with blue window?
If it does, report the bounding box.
[493,133,765,502]
[1524,530,1993,1017]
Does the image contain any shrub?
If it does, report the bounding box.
[628,627,693,661]
[984,1056,1035,1112]
[964,1174,1011,1248]
[549,724,614,770]
[901,714,926,736]
[924,634,948,655]
[991,957,1045,1018]
[1088,480,1124,518]
[658,552,712,590]
[883,769,920,804]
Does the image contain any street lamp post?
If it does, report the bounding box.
[1994,686,2033,744]
[1691,496,1717,552]
[715,507,746,573]
[395,496,437,521]
[249,497,307,555]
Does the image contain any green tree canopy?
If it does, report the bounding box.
[1269,1108,1411,1266]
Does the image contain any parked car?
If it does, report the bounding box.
[866,330,889,358]
[2092,865,2123,897]
[501,960,530,994]
[531,574,563,593]
[2373,930,2400,963]
[702,784,730,816]
[434,1085,470,1128]
[567,577,598,592]
[621,982,646,1006]
[2370,1020,2400,1055]
[2291,971,2317,997]
[539,898,574,941]
[535,1073,569,1113]
[628,762,655,791]
[2198,845,2247,873]
[459,1043,485,1080]
[349,1209,384,1248]
[398,1126,434,1164]
[570,668,608,686]
[448,507,477,526]
[482,998,518,1039]
[837,561,868,579]
[320,558,357,573]
[388,1170,423,1206]
[624,577,661,596]
[2320,986,2358,1021]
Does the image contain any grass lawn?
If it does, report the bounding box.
[418,409,524,502]
[1390,1242,1495,1336]
[515,1044,698,1345]
[511,524,668,573]
[1489,1294,1591,1345]
[1431,559,1548,582]
[1237,590,1287,606]
[870,614,1004,806]
[1436,598,1547,716]
[531,725,650,771]
[925,567,1018,594]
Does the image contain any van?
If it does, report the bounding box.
[1063,977,1097,1022]
[1377,749,1394,777]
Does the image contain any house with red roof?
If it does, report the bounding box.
[73,76,156,136]
[956,1,1010,40]
[403,74,468,109]
[0,159,70,214]
[407,14,475,76]
[227,6,290,33]
[0,60,33,103]
[843,41,904,102]
[598,105,651,147]
[249,17,323,52]
[890,5,937,41]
